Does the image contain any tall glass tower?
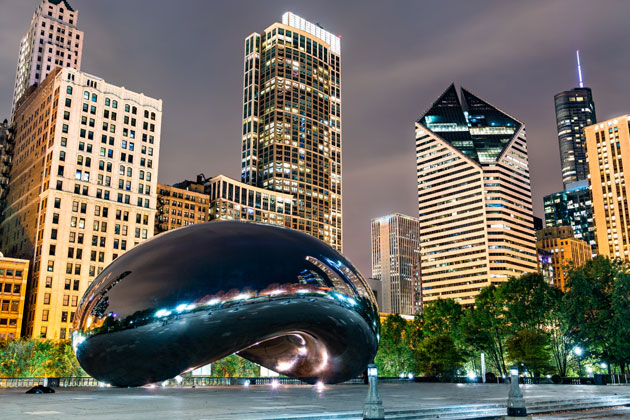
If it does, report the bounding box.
[241,13,342,251]
[554,51,596,187]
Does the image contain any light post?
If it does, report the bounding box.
[574,347,583,378]
[363,364,384,420]
[506,365,530,419]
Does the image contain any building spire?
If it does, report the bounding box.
[576,50,584,88]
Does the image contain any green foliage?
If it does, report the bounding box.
[498,273,560,330]
[563,257,619,368]
[506,328,553,376]
[0,339,85,377]
[374,314,417,376]
[415,335,464,377]
[374,259,630,378]
[211,354,261,377]
[422,299,463,341]
[461,286,509,377]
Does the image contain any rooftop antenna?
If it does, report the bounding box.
[576,50,584,88]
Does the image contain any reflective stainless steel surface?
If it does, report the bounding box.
[72,221,380,387]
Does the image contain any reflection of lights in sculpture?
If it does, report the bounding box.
[72,221,379,387]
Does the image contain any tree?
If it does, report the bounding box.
[422,299,463,341]
[415,335,464,377]
[506,329,553,377]
[462,286,509,377]
[374,314,415,376]
[498,273,559,330]
[0,339,85,378]
[212,354,260,377]
[610,271,630,372]
[563,257,617,371]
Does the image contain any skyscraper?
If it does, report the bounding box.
[241,12,342,251]
[371,214,421,316]
[0,67,161,338]
[12,0,84,115]
[554,51,596,187]
[543,179,596,254]
[585,116,630,259]
[416,84,537,306]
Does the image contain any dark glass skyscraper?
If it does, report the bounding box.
[554,55,596,187]
[543,180,596,254]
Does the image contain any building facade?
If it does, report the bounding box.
[370,213,421,316]
[241,12,342,251]
[554,86,596,187]
[585,116,630,259]
[543,179,595,254]
[536,226,592,290]
[0,120,12,209]
[156,183,209,233]
[12,0,83,115]
[416,84,538,306]
[205,174,293,227]
[0,254,29,340]
[0,67,161,339]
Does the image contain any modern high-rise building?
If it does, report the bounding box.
[543,179,596,254]
[0,253,29,340]
[241,12,342,251]
[0,67,161,339]
[12,0,83,115]
[554,51,596,187]
[370,213,421,316]
[416,84,538,306]
[156,183,209,234]
[585,116,630,259]
[536,226,592,291]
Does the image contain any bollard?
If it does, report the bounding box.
[363,364,385,420]
[505,366,530,419]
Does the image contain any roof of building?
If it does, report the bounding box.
[418,84,522,164]
[47,0,75,12]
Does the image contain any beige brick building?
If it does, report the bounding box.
[0,67,161,339]
[536,226,592,291]
[156,183,209,233]
[12,0,84,115]
[0,254,29,340]
[585,115,630,259]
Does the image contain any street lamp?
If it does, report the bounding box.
[574,347,583,378]
[363,364,384,420]
[506,365,529,418]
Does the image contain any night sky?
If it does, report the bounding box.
[1,0,629,276]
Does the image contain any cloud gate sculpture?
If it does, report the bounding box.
[72,221,380,387]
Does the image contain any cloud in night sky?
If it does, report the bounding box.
[1,0,629,275]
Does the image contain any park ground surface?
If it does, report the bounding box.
[1,382,630,419]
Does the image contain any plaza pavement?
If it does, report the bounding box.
[1,382,630,419]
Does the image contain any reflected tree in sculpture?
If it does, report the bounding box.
[72,221,380,387]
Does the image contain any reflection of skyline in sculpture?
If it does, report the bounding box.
[72,221,379,387]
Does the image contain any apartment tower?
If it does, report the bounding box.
[585,116,630,259]
[241,12,342,250]
[0,67,161,338]
[12,0,83,115]
[416,84,537,306]
[370,213,421,316]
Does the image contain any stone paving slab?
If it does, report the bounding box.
[1,383,630,420]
